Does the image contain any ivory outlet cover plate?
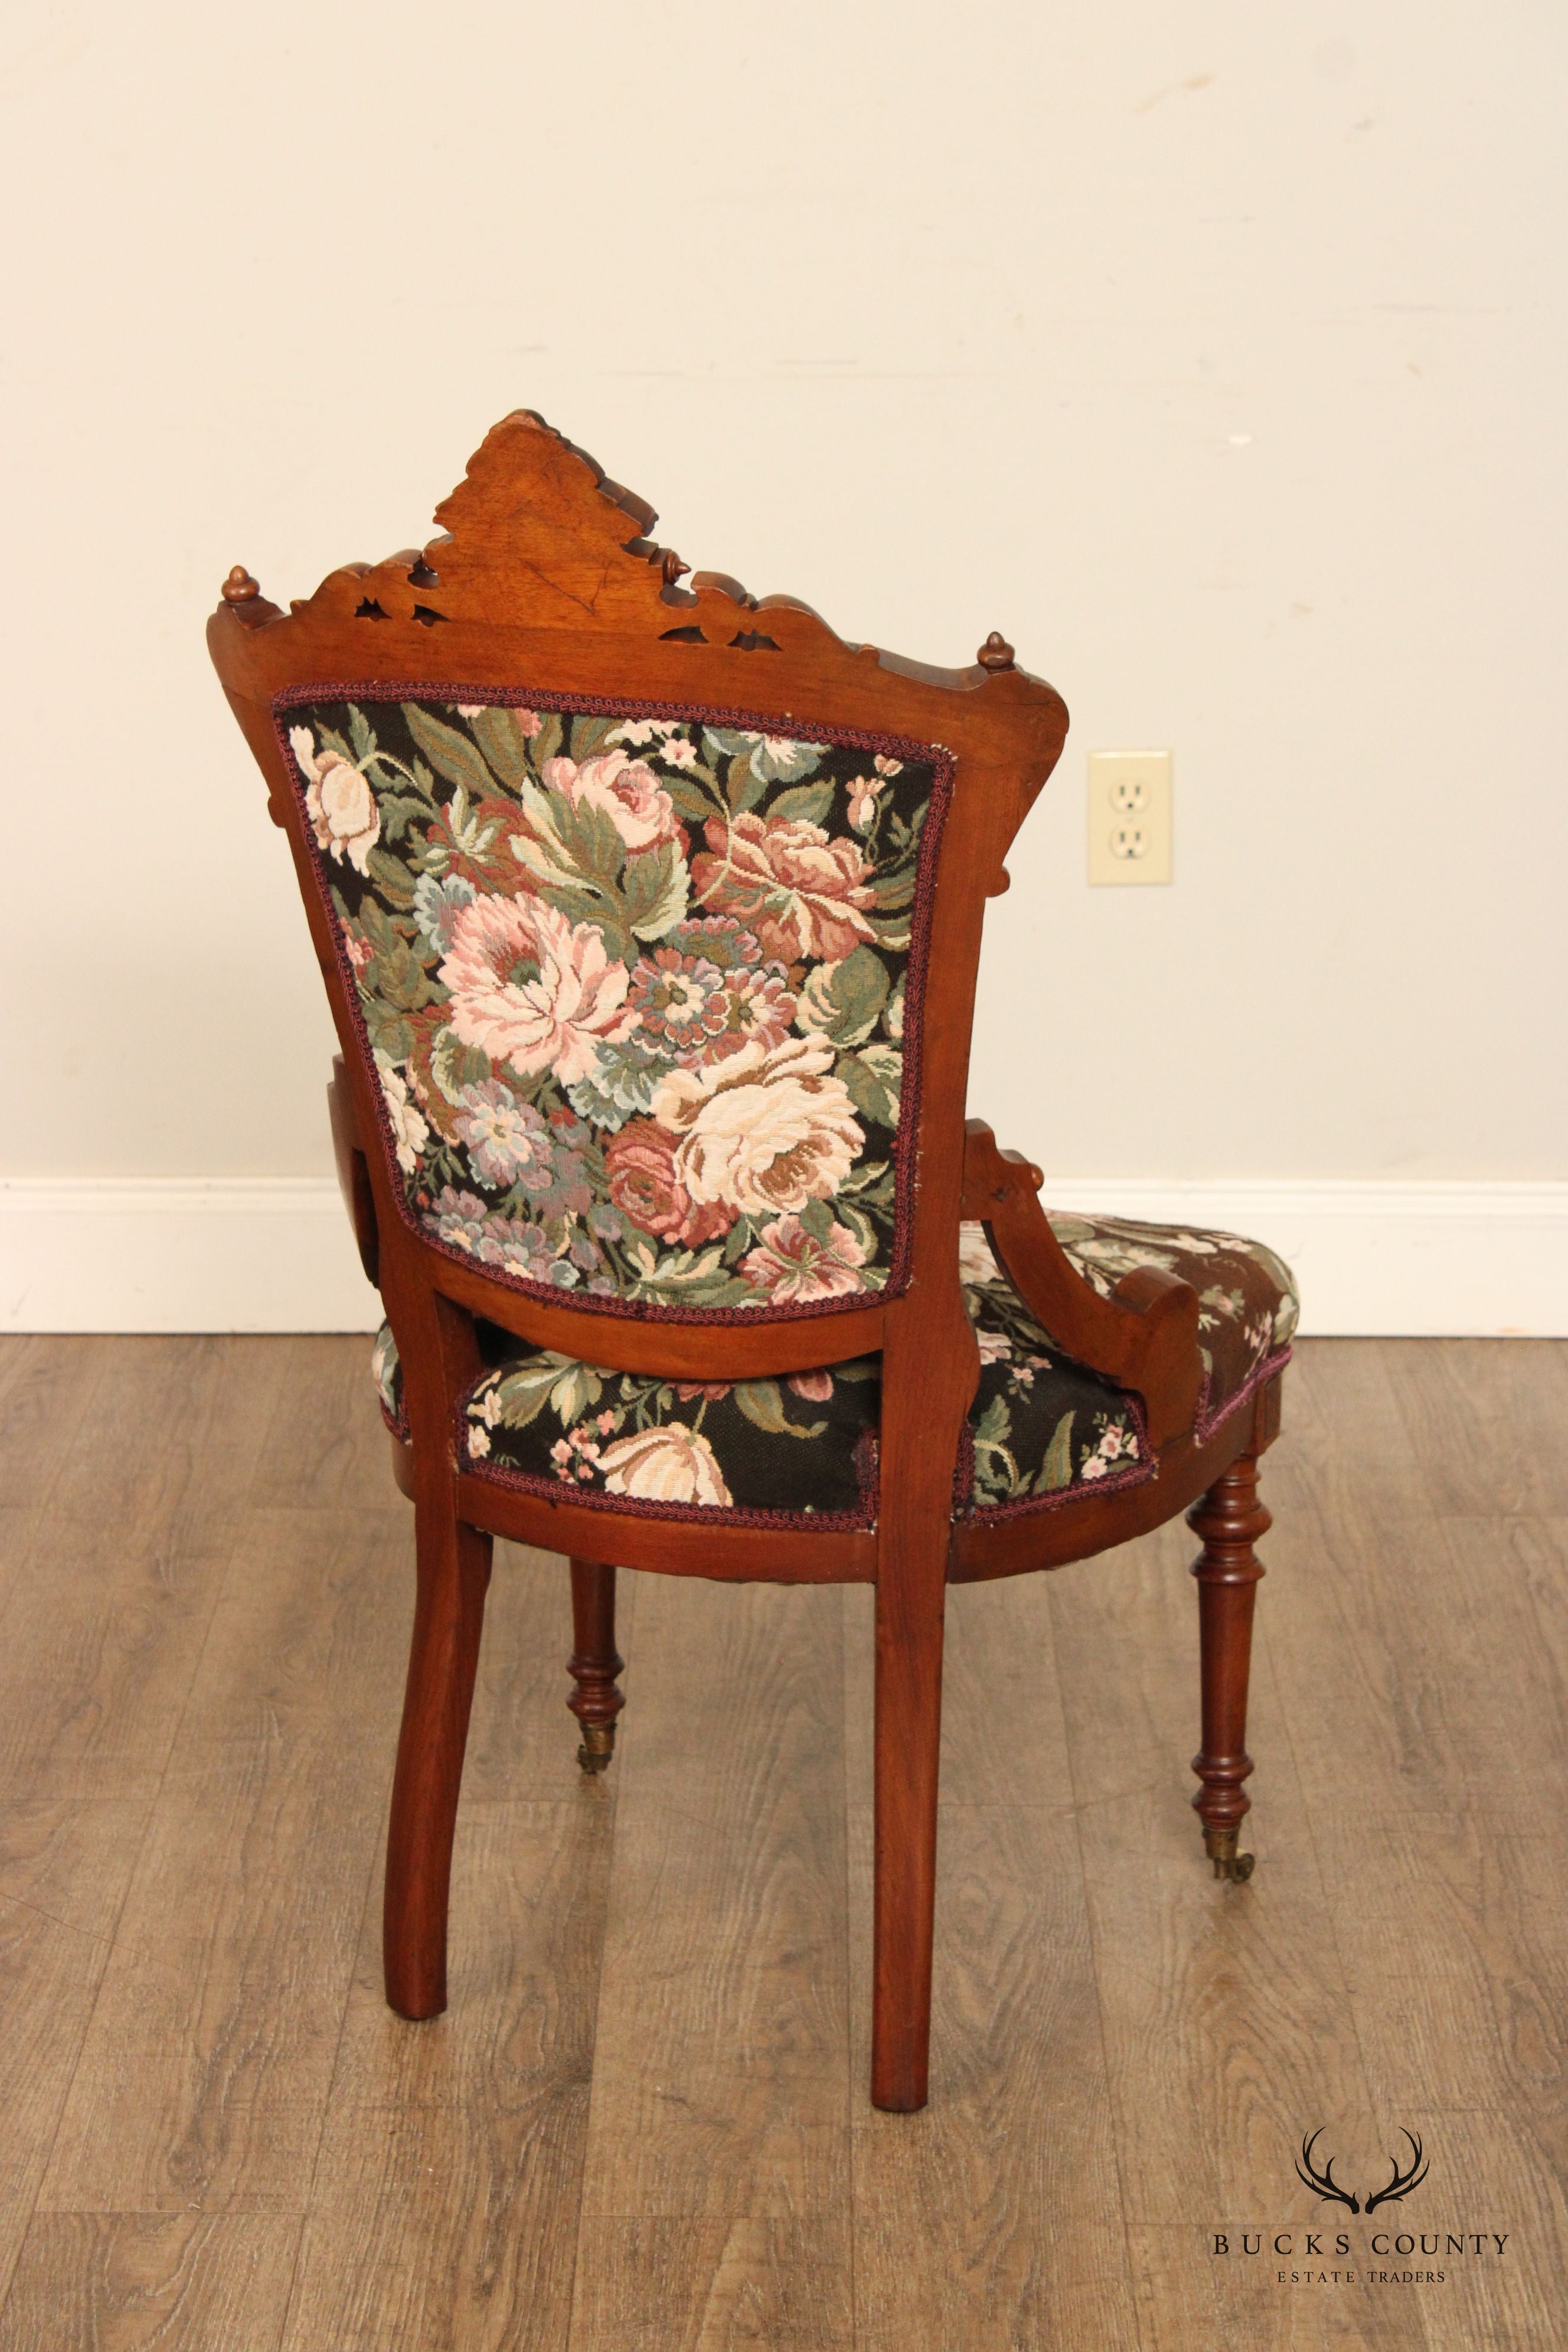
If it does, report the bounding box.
[1087,749,1173,885]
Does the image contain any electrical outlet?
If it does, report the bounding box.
[1087,750,1172,885]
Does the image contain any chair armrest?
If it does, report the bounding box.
[961,1120,1201,1446]
[327,1056,381,1289]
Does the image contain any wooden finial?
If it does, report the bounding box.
[661,549,690,587]
[978,631,1015,672]
[222,566,260,604]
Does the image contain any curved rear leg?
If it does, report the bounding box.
[1188,1452,1268,1881]
[383,1497,492,2018]
[871,1546,947,2110]
[568,1557,625,1773]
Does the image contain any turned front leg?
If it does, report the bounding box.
[567,1558,625,1773]
[1188,1453,1269,1881]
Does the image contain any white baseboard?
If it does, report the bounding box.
[1,1177,1564,1337]
[0,1181,383,1335]
[1050,1179,1568,1340]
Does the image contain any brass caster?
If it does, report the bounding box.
[576,1721,616,1774]
[1204,1827,1255,1882]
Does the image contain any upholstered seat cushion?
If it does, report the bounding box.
[1039,1209,1299,1429]
[371,1210,1296,1528]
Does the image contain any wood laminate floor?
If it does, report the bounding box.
[0,1335,1563,2350]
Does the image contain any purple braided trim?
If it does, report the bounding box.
[955,1391,1156,1524]
[963,1342,1294,1526]
[377,1390,411,1445]
[966,1451,1158,1525]
[459,1446,879,1533]
[274,681,953,1329]
[381,1343,1291,1531]
[453,1361,883,1532]
[1193,1342,1293,1444]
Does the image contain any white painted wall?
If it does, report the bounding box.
[2,5,1564,1312]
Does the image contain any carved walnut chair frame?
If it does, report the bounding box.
[208,413,1279,2112]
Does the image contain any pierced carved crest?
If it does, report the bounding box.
[270,409,843,656]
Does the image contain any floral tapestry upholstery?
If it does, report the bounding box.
[370,1208,1295,1528]
[1041,1209,1298,1433]
[958,1223,1151,1515]
[371,1224,1156,1528]
[283,692,949,1324]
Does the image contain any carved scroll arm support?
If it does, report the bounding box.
[328,1055,381,1289]
[961,1119,1202,1448]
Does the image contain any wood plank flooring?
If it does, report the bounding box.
[0,1335,1562,2349]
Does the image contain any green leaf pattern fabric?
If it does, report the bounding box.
[370,1210,1295,1525]
[283,694,945,1319]
[1041,1210,1299,1432]
[369,1227,1178,1527]
[958,1223,1149,1512]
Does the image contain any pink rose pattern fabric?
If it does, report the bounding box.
[1040,1210,1298,1433]
[960,1213,1296,1509]
[285,695,940,1319]
[370,1209,1296,1526]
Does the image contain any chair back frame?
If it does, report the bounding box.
[208,412,1070,1571]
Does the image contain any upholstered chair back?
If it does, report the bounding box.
[282,689,949,1327]
[210,410,1068,1385]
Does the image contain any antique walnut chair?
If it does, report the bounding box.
[208,413,1296,2112]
